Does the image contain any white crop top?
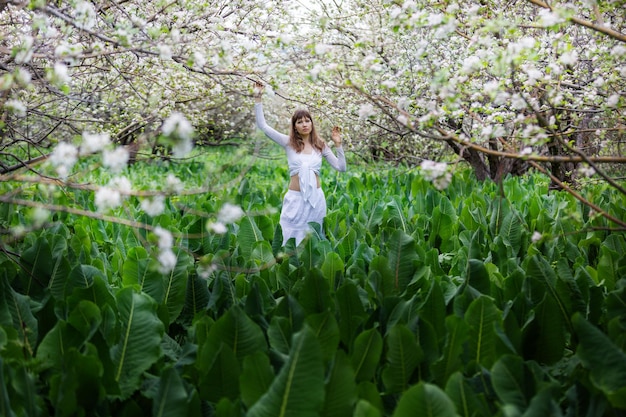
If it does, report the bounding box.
[255,103,346,207]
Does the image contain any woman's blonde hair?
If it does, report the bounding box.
[289,109,326,153]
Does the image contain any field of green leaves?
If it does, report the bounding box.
[1,147,625,417]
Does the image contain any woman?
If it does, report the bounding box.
[254,82,346,246]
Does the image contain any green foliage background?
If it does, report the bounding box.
[1,147,625,417]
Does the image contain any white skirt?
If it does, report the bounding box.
[280,188,327,246]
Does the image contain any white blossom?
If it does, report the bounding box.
[519,147,533,156]
[611,45,626,57]
[607,94,620,108]
[158,249,177,274]
[559,51,578,66]
[578,165,596,177]
[4,100,27,117]
[217,203,244,224]
[75,1,97,30]
[49,142,78,178]
[162,112,193,140]
[461,55,481,74]
[192,51,206,70]
[80,132,110,155]
[141,195,165,216]
[108,176,132,194]
[15,36,34,64]
[420,159,451,189]
[358,103,376,120]
[538,9,565,27]
[208,221,227,234]
[165,174,183,193]
[95,187,122,211]
[49,62,70,86]
[158,44,172,60]
[15,67,32,86]
[531,231,542,243]
[153,226,173,250]
[102,146,129,173]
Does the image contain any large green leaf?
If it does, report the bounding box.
[572,313,626,409]
[445,372,490,417]
[387,229,418,290]
[321,252,344,290]
[247,326,325,417]
[431,315,470,386]
[162,249,190,325]
[381,324,423,393]
[392,382,458,417]
[522,294,565,364]
[465,296,501,369]
[351,328,383,382]
[207,305,267,362]
[110,287,164,399]
[298,269,334,315]
[322,350,357,417]
[121,247,165,303]
[19,235,53,296]
[239,216,264,257]
[336,281,367,348]
[152,367,191,417]
[306,311,340,362]
[499,210,522,255]
[491,354,532,410]
[240,351,275,409]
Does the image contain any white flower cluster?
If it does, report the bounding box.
[162,112,194,158]
[141,195,165,216]
[207,203,245,234]
[578,165,595,177]
[420,160,452,190]
[80,132,110,155]
[4,100,27,117]
[358,103,376,120]
[154,226,177,274]
[48,142,78,179]
[94,176,131,212]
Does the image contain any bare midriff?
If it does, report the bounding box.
[289,174,321,191]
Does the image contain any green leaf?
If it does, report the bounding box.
[199,343,241,402]
[152,367,190,417]
[0,358,18,417]
[353,399,382,417]
[336,281,367,348]
[110,287,164,399]
[306,311,340,362]
[431,315,470,386]
[392,382,458,417]
[162,250,190,325]
[499,211,522,255]
[321,350,357,417]
[491,354,532,410]
[239,216,265,256]
[240,351,275,409]
[465,296,501,369]
[247,325,325,417]
[445,372,489,417]
[522,294,565,364]
[122,247,165,303]
[321,252,344,290]
[298,269,334,315]
[351,328,383,382]
[382,324,423,393]
[572,313,626,409]
[209,306,268,362]
[387,229,418,290]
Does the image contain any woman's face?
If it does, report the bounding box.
[294,117,312,137]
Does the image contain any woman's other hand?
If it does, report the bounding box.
[254,82,264,102]
[331,126,342,147]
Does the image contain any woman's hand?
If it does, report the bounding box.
[253,81,264,102]
[331,126,342,147]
